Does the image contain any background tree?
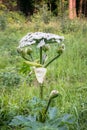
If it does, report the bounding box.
[83,0,87,17]
[1,0,87,18]
[69,0,76,19]
[79,0,83,17]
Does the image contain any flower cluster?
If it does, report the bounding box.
[18,32,64,48]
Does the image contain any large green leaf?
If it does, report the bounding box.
[48,107,58,120]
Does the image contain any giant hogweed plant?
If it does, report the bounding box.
[9,32,76,129]
[17,32,65,99]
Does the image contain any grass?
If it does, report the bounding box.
[0,11,87,129]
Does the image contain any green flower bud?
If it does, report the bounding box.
[25,47,33,55]
[21,49,26,57]
[17,47,22,54]
[56,44,65,54]
[17,48,25,56]
[42,44,50,52]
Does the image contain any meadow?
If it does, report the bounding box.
[0,11,87,130]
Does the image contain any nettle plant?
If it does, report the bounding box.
[9,32,76,130]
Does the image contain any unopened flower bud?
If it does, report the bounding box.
[17,47,22,54]
[57,44,65,54]
[42,44,50,52]
[17,48,25,57]
[49,90,59,100]
[25,47,33,55]
[61,44,65,51]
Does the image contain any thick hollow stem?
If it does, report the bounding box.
[40,47,43,64]
[44,54,61,68]
[40,84,43,99]
[40,47,42,64]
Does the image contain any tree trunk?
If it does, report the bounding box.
[83,0,87,17]
[69,0,76,19]
[78,0,83,17]
[0,0,2,3]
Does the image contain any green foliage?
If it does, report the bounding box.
[0,13,7,30]
[0,3,7,11]
[1,0,69,17]
[1,0,17,11]
[10,114,75,130]
[9,97,76,130]
[19,62,31,75]
[0,70,21,87]
[79,109,87,130]
[60,18,80,34]
[7,11,25,24]
[40,4,51,24]
[31,4,52,28]
[9,113,76,130]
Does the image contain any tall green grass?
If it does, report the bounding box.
[0,11,87,129]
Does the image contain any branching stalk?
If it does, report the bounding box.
[45,99,51,114]
[21,55,30,61]
[22,54,34,61]
[44,54,61,68]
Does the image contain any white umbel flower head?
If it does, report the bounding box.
[34,67,47,84]
[18,32,64,48]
